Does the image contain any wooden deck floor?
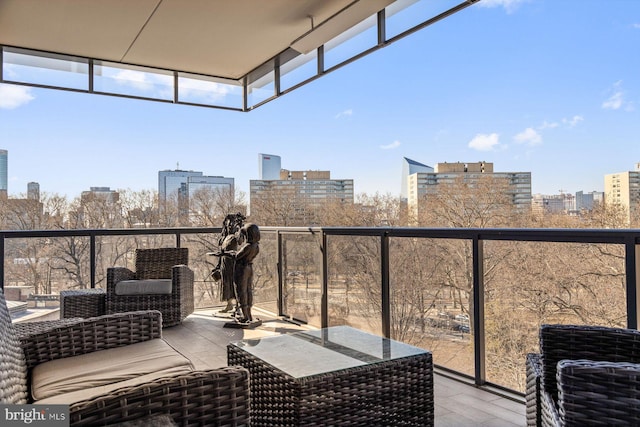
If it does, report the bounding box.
[163,307,526,427]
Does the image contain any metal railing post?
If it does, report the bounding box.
[473,236,486,385]
[90,233,96,289]
[0,234,4,291]
[381,232,391,338]
[625,238,638,329]
[321,231,329,328]
[277,231,284,316]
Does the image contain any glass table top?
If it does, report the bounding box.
[230,325,427,379]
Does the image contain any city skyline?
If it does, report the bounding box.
[1,0,639,200]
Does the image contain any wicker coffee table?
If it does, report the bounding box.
[227,325,433,426]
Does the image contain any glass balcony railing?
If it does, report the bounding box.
[1,226,639,396]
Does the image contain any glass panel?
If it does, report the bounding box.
[390,237,474,377]
[252,230,278,315]
[93,61,173,100]
[385,0,462,40]
[2,47,88,90]
[181,232,223,309]
[327,235,382,335]
[281,233,322,325]
[178,73,242,109]
[247,68,275,108]
[484,240,627,393]
[280,50,318,92]
[324,15,378,71]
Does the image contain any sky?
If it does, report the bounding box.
[1,0,639,201]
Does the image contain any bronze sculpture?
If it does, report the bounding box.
[232,223,260,323]
[216,214,241,313]
[209,214,260,326]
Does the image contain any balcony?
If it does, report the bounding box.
[3,225,639,425]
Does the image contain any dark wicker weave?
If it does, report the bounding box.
[60,288,106,318]
[1,290,250,426]
[228,340,434,426]
[106,248,194,327]
[526,324,640,427]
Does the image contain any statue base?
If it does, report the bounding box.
[223,319,262,329]
[212,310,236,319]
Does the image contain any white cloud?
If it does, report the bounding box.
[335,109,353,119]
[602,91,623,110]
[634,23,640,29]
[0,84,35,109]
[468,133,500,151]
[112,69,154,91]
[179,78,233,103]
[477,0,528,13]
[602,81,628,110]
[380,140,401,150]
[562,115,584,127]
[514,127,542,146]
[539,120,559,130]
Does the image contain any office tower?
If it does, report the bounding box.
[575,190,604,212]
[79,187,122,226]
[258,153,281,180]
[81,187,120,204]
[158,170,204,204]
[27,182,40,201]
[158,169,235,223]
[401,157,433,201]
[186,175,235,199]
[250,169,354,225]
[0,149,7,199]
[407,161,532,222]
[604,164,640,224]
[532,193,575,215]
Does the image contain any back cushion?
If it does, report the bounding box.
[541,324,640,406]
[135,248,188,279]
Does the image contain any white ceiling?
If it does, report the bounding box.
[0,0,395,80]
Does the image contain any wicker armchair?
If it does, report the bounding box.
[526,324,640,427]
[106,248,194,327]
[0,289,250,426]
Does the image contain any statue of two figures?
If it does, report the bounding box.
[209,213,261,328]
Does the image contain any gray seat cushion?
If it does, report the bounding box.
[33,339,194,404]
[115,279,172,295]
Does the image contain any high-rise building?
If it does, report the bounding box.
[250,167,354,225]
[27,182,40,201]
[532,193,575,215]
[407,161,532,221]
[158,169,235,222]
[158,170,204,204]
[258,153,281,180]
[401,157,433,201]
[575,190,604,212]
[0,149,8,199]
[604,163,640,223]
[78,187,122,226]
[81,187,120,204]
[186,175,234,199]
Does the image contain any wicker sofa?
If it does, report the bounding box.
[0,289,250,426]
[106,248,194,327]
[526,324,640,427]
